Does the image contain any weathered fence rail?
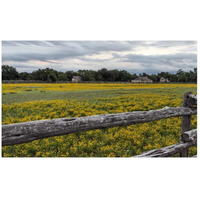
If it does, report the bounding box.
[135,92,197,157]
[2,92,197,157]
[2,107,197,146]
[135,129,197,157]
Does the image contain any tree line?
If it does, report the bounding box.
[2,65,197,83]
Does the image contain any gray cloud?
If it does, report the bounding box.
[2,41,135,63]
[2,41,197,74]
[153,41,197,48]
[116,53,196,74]
[119,53,196,65]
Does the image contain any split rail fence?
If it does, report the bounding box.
[2,92,197,157]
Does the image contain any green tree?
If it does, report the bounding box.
[109,69,120,81]
[19,72,32,80]
[65,71,77,81]
[176,69,186,82]
[2,65,19,80]
[189,68,197,82]
[78,70,96,81]
[97,68,110,81]
[118,70,131,82]
[32,68,58,81]
[149,74,159,82]
[57,72,68,81]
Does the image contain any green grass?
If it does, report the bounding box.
[2,84,197,157]
[2,87,197,105]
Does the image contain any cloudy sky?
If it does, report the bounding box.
[2,41,197,74]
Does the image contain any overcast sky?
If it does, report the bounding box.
[2,41,197,74]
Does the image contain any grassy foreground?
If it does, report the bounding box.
[2,83,197,157]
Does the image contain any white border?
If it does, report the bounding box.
[0,0,199,200]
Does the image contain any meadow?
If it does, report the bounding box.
[2,83,197,157]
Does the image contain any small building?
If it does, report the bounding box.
[72,76,82,83]
[160,77,169,83]
[131,76,153,83]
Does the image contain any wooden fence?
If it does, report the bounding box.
[2,92,197,157]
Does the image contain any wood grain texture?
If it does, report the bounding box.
[2,106,197,146]
[180,92,193,157]
[181,129,197,142]
[135,139,197,157]
[187,94,197,108]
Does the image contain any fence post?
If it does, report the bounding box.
[180,92,192,157]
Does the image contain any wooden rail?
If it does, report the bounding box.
[2,92,197,157]
[135,129,197,157]
[135,92,197,157]
[2,107,197,146]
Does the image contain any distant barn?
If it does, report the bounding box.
[131,76,153,83]
[72,76,82,83]
[160,77,169,83]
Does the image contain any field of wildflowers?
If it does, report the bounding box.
[2,83,197,157]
